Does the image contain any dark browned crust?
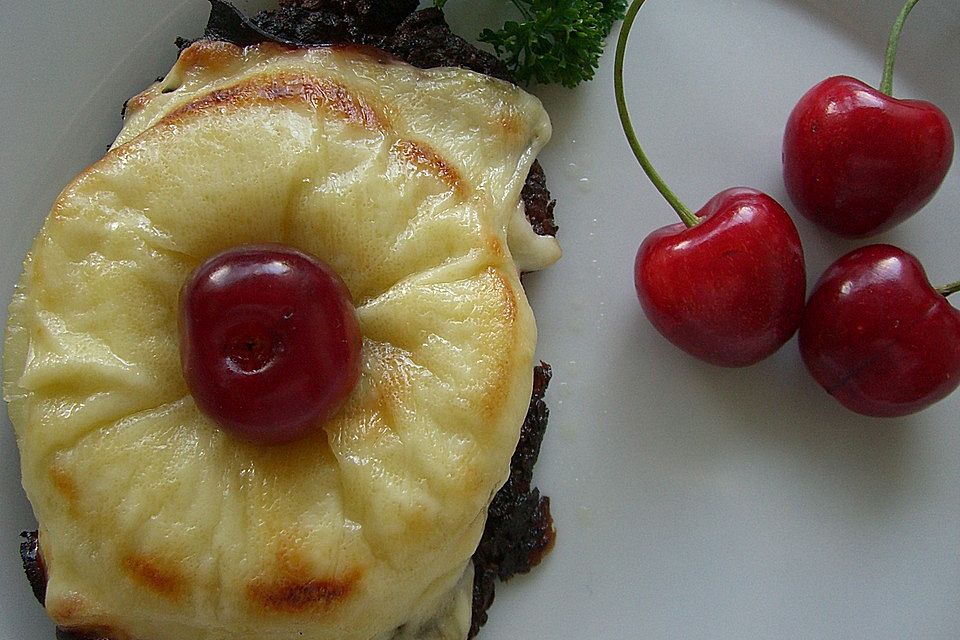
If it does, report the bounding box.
[20,531,47,605]
[249,3,512,100]
[55,627,111,640]
[521,161,559,238]
[469,363,555,638]
[379,8,513,84]
[251,0,417,45]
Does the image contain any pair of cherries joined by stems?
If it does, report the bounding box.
[617,0,959,417]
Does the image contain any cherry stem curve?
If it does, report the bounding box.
[937,280,960,297]
[614,0,698,228]
[880,0,920,96]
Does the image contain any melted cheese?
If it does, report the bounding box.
[3,42,558,640]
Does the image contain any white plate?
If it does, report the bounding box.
[2,1,959,638]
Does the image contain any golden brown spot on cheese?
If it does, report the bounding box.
[45,556,130,636]
[478,268,519,422]
[461,464,483,495]
[48,465,79,508]
[124,88,156,116]
[158,73,386,132]
[245,537,363,614]
[489,268,518,327]
[401,504,436,539]
[484,235,506,260]
[496,110,523,139]
[247,571,361,614]
[121,554,185,600]
[176,39,244,75]
[391,139,466,196]
[48,594,83,622]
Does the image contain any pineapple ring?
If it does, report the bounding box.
[3,42,558,640]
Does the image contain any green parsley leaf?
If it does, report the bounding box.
[441,0,626,87]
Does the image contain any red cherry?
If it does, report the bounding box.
[615,0,806,367]
[782,0,954,238]
[179,244,361,444]
[799,244,960,417]
[634,189,806,367]
[783,76,953,237]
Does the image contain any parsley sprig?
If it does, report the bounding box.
[438,0,626,88]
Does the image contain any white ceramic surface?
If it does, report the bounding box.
[2,1,958,638]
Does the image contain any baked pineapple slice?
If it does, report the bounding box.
[3,42,559,640]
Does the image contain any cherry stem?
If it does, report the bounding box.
[937,280,960,297]
[879,0,920,96]
[614,0,699,228]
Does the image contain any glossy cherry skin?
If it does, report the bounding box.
[799,244,960,417]
[179,244,362,444]
[783,75,954,238]
[634,188,806,367]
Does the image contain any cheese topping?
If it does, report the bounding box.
[3,42,558,640]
